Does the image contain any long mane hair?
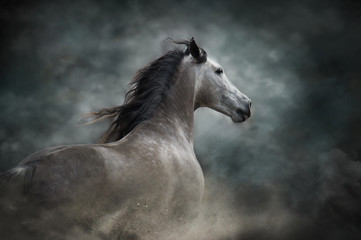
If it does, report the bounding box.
[84,38,207,143]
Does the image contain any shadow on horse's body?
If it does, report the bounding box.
[0,38,251,240]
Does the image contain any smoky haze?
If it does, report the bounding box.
[1,0,361,239]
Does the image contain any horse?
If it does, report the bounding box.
[0,38,251,240]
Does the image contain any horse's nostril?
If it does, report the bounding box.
[249,101,252,108]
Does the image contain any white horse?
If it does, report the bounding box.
[0,38,251,240]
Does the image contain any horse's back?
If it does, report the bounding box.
[1,144,110,203]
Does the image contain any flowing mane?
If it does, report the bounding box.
[85,39,207,143]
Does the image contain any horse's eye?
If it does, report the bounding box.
[215,68,223,75]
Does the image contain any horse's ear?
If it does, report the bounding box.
[190,37,200,58]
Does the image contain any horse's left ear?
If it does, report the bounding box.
[190,37,200,58]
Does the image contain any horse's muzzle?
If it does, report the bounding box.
[232,101,251,122]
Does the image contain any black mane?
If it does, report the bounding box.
[86,39,207,143]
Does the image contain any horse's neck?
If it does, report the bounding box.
[149,67,195,144]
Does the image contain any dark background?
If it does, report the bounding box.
[1,0,361,239]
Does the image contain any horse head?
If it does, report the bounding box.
[185,38,252,122]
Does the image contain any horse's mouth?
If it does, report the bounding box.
[231,115,247,123]
[231,108,251,123]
